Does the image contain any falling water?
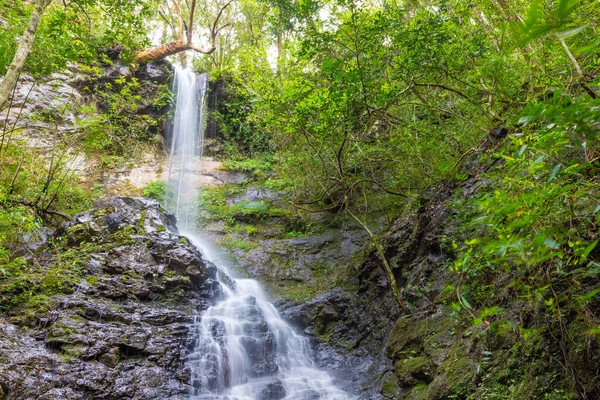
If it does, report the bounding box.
[167,66,351,400]
[184,233,351,400]
[166,67,209,231]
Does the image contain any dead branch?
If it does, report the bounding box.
[135,0,233,63]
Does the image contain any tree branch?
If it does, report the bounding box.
[135,0,233,62]
[3,199,70,221]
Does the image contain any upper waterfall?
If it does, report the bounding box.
[166,67,209,231]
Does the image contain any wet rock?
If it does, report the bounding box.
[0,197,213,399]
[105,212,123,233]
[239,301,279,377]
[139,61,172,84]
[94,196,178,233]
[149,234,210,284]
[258,378,287,400]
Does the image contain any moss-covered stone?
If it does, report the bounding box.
[381,372,402,399]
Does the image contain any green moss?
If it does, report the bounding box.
[62,344,86,358]
[86,276,98,285]
[395,356,435,385]
[271,282,316,302]
[197,185,286,227]
[138,211,147,229]
[381,373,401,398]
[221,157,273,180]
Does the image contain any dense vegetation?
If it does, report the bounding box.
[1,0,599,397]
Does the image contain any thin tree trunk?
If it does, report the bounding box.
[346,207,410,313]
[0,0,50,110]
[557,34,597,99]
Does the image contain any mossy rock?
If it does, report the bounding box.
[407,383,428,400]
[381,372,401,399]
[387,309,458,360]
[395,356,435,386]
[426,342,477,399]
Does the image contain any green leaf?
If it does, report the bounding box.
[588,327,600,336]
[580,239,598,261]
[544,237,561,250]
[556,0,581,20]
[580,288,600,302]
[556,26,586,39]
[548,164,561,182]
[460,294,473,310]
[518,145,528,157]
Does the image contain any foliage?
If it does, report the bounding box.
[450,82,600,398]
[142,180,173,203]
[221,157,273,180]
[0,0,153,76]
[211,86,272,157]
[78,76,171,157]
[197,184,283,226]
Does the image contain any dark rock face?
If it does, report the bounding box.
[0,197,215,400]
[258,378,286,400]
[138,60,172,84]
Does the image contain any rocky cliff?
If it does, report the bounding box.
[0,197,218,399]
[277,136,600,399]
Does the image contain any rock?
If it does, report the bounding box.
[258,378,287,400]
[238,300,279,377]
[140,61,172,83]
[0,197,216,399]
[94,196,178,233]
[102,60,132,79]
[105,212,123,233]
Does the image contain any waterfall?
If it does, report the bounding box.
[166,67,209,231]
[167,66,352,400]
[184,233,351,400]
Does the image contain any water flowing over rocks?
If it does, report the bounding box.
[0,197,217,399]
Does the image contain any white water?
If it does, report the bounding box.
[184,233,350,400]
[167,67,351,400]
[165,67,209,231]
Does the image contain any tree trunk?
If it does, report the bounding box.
[346,207,410,313]
[135,40,214,63]
[0,0,50,111]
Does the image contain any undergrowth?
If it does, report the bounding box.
[450,90,600,397]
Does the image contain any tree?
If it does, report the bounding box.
[134,0,233,63]
[0,0,51,110]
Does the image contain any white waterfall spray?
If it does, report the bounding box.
[167,66,352,400]
[184,233,351,400]
[166,67,209,230]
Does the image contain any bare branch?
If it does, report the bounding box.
[3,199,70,221]
[135,0,233,62]
[172,0,185,41]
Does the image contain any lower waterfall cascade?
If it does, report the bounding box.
[166,67,353,399]
[184,233,352,400]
